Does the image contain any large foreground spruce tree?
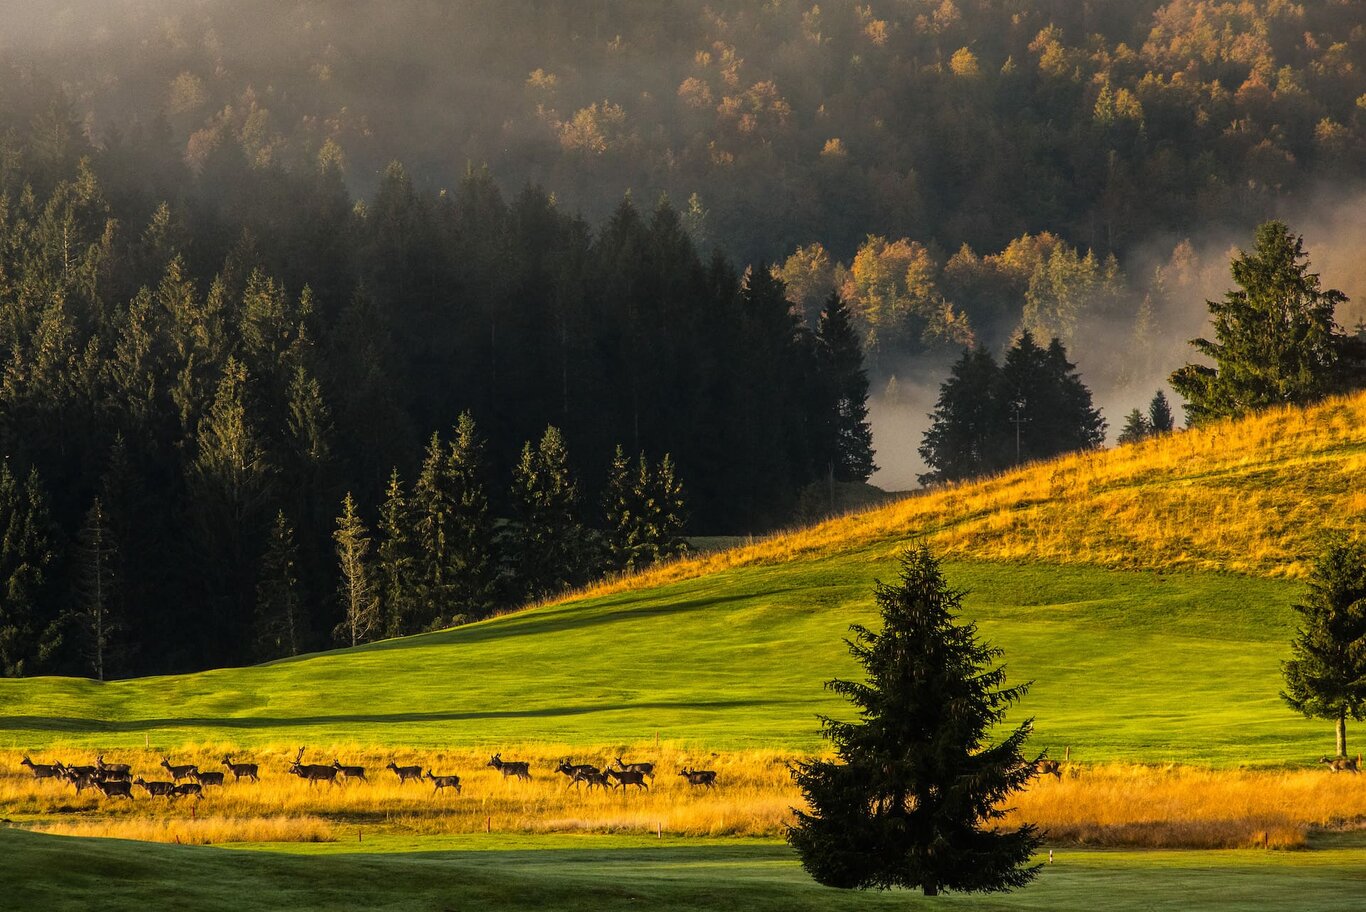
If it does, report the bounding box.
[788,545,1041,896]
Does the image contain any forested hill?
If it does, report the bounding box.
[4,0,1363,263]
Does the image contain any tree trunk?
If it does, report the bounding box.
[1337,713,1347,758]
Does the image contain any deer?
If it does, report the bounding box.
[95,778,134,800]
[614,756,655,780]
[332,760,368,783]
[69,772,103,795]
[96,768,133,783]
[59,761,100,780]
[576,768,611,792]
[488,754,531,781]
[289,747,340,786]
[169,782,203,800]
[678,768,717,789]
[222,756,260,782]
[134,777,177,797]
[1320,756,1361,774]
[386,761,424,784]
[161,757,198,782]
[1033,759,1063,780]
[190,768,226,787]
[425,769,462,794]
[19,756,62,780]
[555,760,601,788]
[96,755,132,776]
[605,768,650,791]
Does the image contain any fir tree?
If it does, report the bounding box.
[817,291,876,482]
[0,465,58,677]
[73,497,119,680]
[375,468,417,637]
[1117,409,1151,444]
[1147,390,1174,434]
[1281,537,1366,758]
[603,445,644,573]
[1171,222,1350,424]
[652,453,688,562]
[509,426,587,599]
[256,511,303,660]
[412,431,451,627]
[918,347,1004,485]
[333,492,379,647]
[442,412,498,624]
[788,545,1041,896]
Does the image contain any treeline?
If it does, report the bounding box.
[4,0,1361,265]
[0,137,874,677]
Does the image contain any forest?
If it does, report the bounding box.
[0,0,1363,677]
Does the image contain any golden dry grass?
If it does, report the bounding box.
[551,392,1366,607]
[8,748,1366,849]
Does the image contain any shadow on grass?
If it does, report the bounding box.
[0,697,799,734]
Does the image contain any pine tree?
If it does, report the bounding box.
[375,468,417,637]
[256,511,303,660]
[509,425,587,600]
[0,465,58,677]
[1171,222,1350,424]
[918,347,1004,484]
[817,291,876,482]
[412,431,451,627]
[602,445,644,573]
[442,412,497,624]
[788,545,1041,896]
[73,497,119,680]
[1147,390,1174,434]
[652,453,689,562]
[1281,537,1366,758]
[333,492,379,647]
[1117,409,1151,444]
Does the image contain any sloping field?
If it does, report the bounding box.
[3,393,1364,763]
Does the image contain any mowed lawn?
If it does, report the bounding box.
[5,828,1364,912]
[0,554,1320,765]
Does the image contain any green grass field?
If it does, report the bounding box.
[0,556,1321,763]
[5,828,1363,911]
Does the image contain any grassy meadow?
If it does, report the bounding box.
[3,392,1366,908]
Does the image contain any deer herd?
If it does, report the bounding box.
[16,748,721,800]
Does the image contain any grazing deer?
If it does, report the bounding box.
[620,759,661,780]
[95,778,134,800]
[555,760,601,788]
[134,778,177,797]
[488,754,531,781]
[425,769,462,794]
[1034,759,1063,780]
[678,768,717,789]
[332,760,368,783]
[1320,756,1360,774]
[20,757,61,780]
[96,755,132,775]
[161,757,198,782]
[386,761,424,784]
[289,747,340,786]
[222,756,260,782]
[191,768,225,787]
[169,782,203,800]
[605,768,649,791]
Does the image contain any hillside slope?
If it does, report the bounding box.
[4,393,1364,763]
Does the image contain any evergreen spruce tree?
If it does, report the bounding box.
[1171,222,1350,424]
[412,431,451,628]
[442,412,498,624]
[1281,537,1366,758]
[73,497,119,680]
[788,545,1041,896]
[1147,390,1175,434]
[0,464,58,677]
[817,291,876,482]
[375,468,417,637]
[603,445,645,573]
[1117,409,1151,445]
[509,426,587,599]
[333,492,379,647]
[256,510,303,660]
[918,347,1004,484]
[652,453,689,562]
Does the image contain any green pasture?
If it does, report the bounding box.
[4,828,1362,912]
[0,553,1324,764]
